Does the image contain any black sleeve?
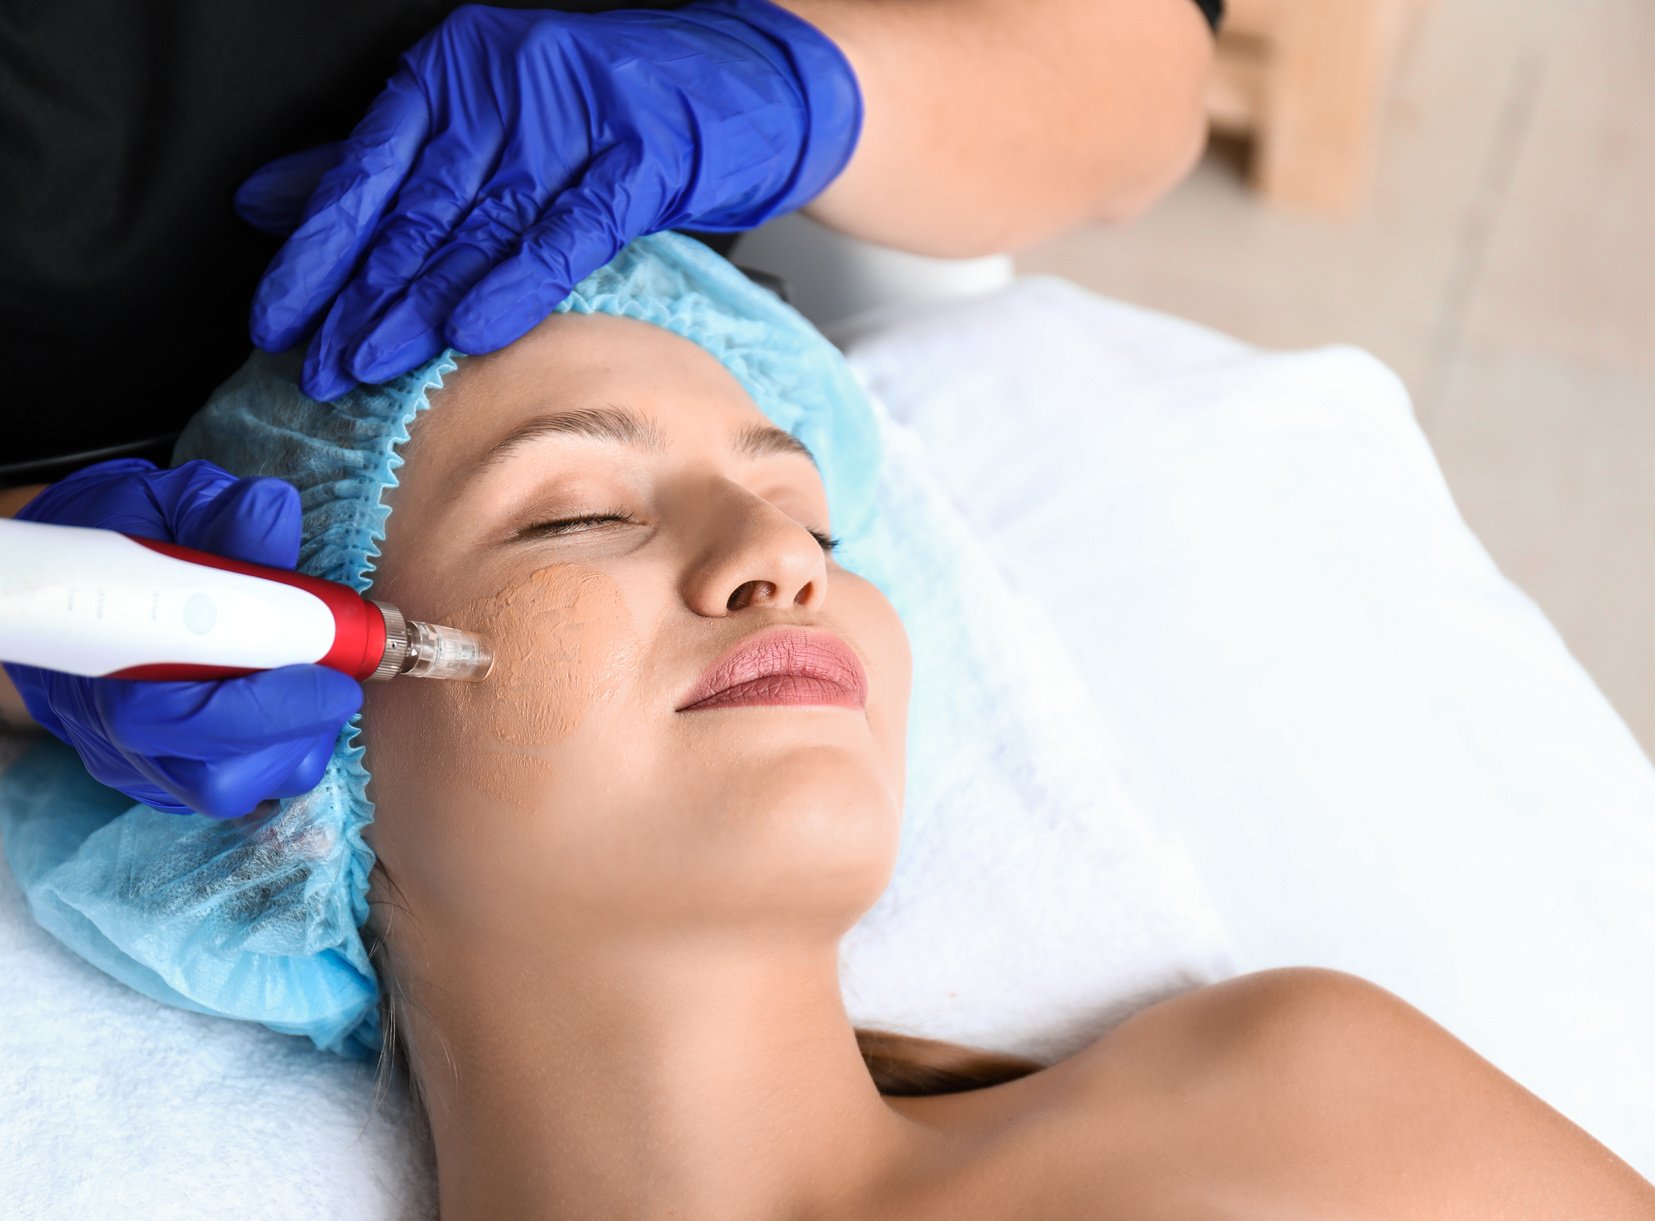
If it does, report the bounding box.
[0,0,686,481]
[1190,0,1224,35]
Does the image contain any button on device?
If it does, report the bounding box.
[182,592,218,635]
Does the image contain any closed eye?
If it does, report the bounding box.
[513,510,841,554]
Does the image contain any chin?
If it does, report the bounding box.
[688,752,899,872]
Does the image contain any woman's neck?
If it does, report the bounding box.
[399,931,946,1221]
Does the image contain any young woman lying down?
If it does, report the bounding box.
[4,233,1651,1220]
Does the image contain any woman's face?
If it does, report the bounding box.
[361,312,911,958]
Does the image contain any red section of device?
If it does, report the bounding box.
[109,662,262,681]
[109,536,387,680]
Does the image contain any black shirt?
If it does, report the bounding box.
[0,0,1224,480]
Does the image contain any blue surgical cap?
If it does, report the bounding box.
[0,232,889,1058]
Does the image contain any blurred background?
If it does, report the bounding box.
[1017,0,1654,756]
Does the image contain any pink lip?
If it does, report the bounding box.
[676,626,868,713]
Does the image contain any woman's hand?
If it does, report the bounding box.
[1,460,363,817]
[238,0,861,402]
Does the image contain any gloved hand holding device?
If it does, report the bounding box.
[2,459,364,819]
[238,0,863,402]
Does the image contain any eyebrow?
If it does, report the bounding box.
[468,401,819,479]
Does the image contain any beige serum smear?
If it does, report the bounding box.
[436,564,639,804]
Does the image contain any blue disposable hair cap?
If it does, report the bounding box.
[0,232,890,1057]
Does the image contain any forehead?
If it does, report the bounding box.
[413,311,769,473]
[369,311,827,604]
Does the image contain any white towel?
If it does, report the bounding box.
[840,275,1655,1177]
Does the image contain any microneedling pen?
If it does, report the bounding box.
[0,518,493,683]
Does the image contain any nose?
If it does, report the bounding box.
[680,477,828,616]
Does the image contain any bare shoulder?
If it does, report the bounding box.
[874,982,1239,1220]
[887,969,1655,1221]
[881,969,1404,1221]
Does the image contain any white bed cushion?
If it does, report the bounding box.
[835,276,1655,1177]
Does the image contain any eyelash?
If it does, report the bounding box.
[518,508,842,554]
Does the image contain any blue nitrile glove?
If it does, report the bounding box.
[3,459,364,818]
[239,0,863,403]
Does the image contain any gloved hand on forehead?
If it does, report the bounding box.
[238,0,863,403]
[2,459,364,818]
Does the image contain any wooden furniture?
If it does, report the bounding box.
[1206,0,1436,214]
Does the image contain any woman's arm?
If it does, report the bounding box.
[0,485,46,727]
[785,0,1216,255]
[0,677,27,729]
[0,484,43,517]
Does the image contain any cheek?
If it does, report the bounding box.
[446,563,640,751]
[840,572,912,805]
[361,564,641,878]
